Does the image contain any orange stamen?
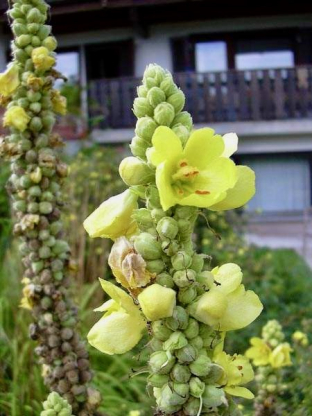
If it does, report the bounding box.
[180,161,188,167]
[195,190,211,195]
[184,170,199,178]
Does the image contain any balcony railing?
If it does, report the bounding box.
[88,66,312,129]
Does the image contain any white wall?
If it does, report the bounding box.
[134,35,172,76]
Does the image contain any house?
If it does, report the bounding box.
[0,0,311,258]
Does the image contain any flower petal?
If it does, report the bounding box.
[87,310,145,355]
[149,126,182,167]
[183,128,225,169]
[99,279,138,315]
[225,386,254,399]
[156,161,179,211]
[222,133,238,158]
[211,263,243,295]
[138,284,176,321]
[210,165,255,211]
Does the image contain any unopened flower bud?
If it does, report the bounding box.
[172,123,190,145]
[189,377,205,398]
[146,259,165,274]
[160,74,178,97]
[147,87,166,108]
[171,251,192,270]
[37,25,52,41]
[165,306,189,331]
[189,336,203,351]
[156,272,174,289]
[132,208,153,230]
[178,286,197,305]
[133,97,153,118]
[163,332,188,352]
[143,64,166,85]
[134,232,162,260]
[42,36,57,51]
[39,201,53,214]
[26,8,43,24]
[190,254,205,273]
[172,111,193,130]
[167,90,185,114]
[119,157,154,186]
[148,373,169,388]
[156,217,179,240]
[152,320,173,341]
[202,385,226,409]
[154,102,175,126]
[203,363,224,384]
[184,319,199,340]
[173,269,196,288]
[189,354,212,377]
[130,135,149,159]
[149,351,175,374]
[161,239,179,256]
[175,344,197,364]
[172,363,191,383]
[137,85,148,98]
[183,397,201,416]
[138,284,176,321]
[135,116,157,141]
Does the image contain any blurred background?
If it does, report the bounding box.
[0,1,312,415]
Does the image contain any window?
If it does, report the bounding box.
[242,156,311,213]
[56,50,80,84]
[236,50,294,70]
[195,41,227,72]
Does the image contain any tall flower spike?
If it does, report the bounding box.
[2,0,100,414]
[85,64,262,415]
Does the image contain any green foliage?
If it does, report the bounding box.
[0,163,12,262]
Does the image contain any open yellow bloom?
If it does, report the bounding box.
[214,351,254,399]
[189,263,263,331]
[245,337,272,366]
[138,283,176,321]
[3,106,30,132]
[88,279,146,355]
[32,47,55,72]
[0,64,20,97]
[147,127,255,211]
[51,90,67,115]
[269,343,292,368]
[108,237,153,289]
[83,190,138,240]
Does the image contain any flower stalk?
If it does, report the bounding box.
[85,64,263,415]
[0,0,100,414]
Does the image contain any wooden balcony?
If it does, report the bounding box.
[88,66,312,129]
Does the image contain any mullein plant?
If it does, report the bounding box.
[84,64,263,415]
[0,0,101,414]
[246,320,293,416]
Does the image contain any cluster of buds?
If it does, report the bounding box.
[246,320,293,416]
[84,64,263,415]
[0,0,101,414]
[41,392,72,416]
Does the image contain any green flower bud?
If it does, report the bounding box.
[26,8,43,24]
[184,319,199,340]
[156,217,179,240]
[189,336,203,351]
[27,23,40,34]
[135,116,157,141]
[190,254,205,273]
[52,240,70,255]
[12,23,27,36]
[196,271,214,291]
[132,208,153,230]
[183,397,201,416]
[190,355,212,377]
[146,259,165,274]
[137,85,148,98]
[199,326,223,349]
[152,320,173,341]
[19,174,32,188]
[39,201,53,214]
[24,45,34,57]
[203,364,225,384]
[151,208,165,222]
[144,64,166,85]
[13,200,27,212]
[32,260,44,273]
[154,102,175,126]
[148,373,169,388]
[189,377,205,398]
[172,363,191,383]
[30,102,42,113]
[160,74,178,97]
[16,34,32,48]
[178,286,197,305]
[172,123,190,145]
[161,240,179,256]
[130,135,149,159]
[150,337,163,351]
[28,202,39,213]
[149,351,175,374]
[171,383,189,405]
[156,272,174,289]
[172,111,193,130]
[42,36,57,51]
[171,251,192,270]
[144,77,157,89]
[155,385,181,414]
[15,48,28,63]
[173,269,196,288]
[31,36,41,48]
[18,98,30,109]
[119,157,154,186]
[39,229,50,241]
[37,25,52,40]
[175,344,197,364]
[9,6,23,20]
[39,245,51,259]
[167,90,185,114]
[42,113,56,130]
[146,186,161,209]
[133,97,154,118]
[134,232,162,260]
[29,116,43,132]
[165,306,189,331]
[163,332,188,352]
[50,221,62,235]
[147,87,166,108]
[202,385,226,409]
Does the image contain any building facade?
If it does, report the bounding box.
[0,0,311,244]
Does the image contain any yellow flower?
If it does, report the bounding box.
[245,337,272,366]
[147,126,255,211]
[189,263,263,331]
[20,285,35,310]
[0,64,20,97]
[88,279,146,355]
[32,47,55,72]
[270,343,292,368]
[83,190,138,240]
[214,351,254,399]
[51,90,67,115]
[3,106,30,132]
[138,284,176,321]
[108,237,153,289]
[292,331,309,347]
